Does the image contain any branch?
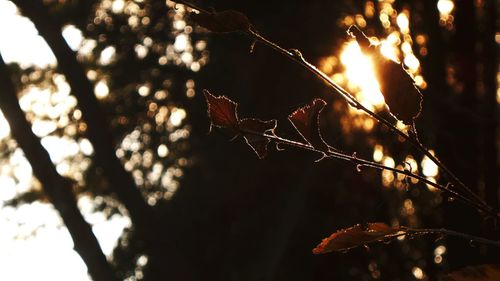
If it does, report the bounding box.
[404,228,500,248]
[253,130,492,216]
[173,0,210,14]
[0,55,118,281]
[172,0,495,216]
[202,87,498,218]
[11,0,155,228]
[313,222,500,254]
[245,28,493,214]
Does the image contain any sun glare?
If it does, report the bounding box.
[437,0,454,15]
[328,0,427,136]
[340,41,385,111]
[326,1,438,191]
[437,0,455,29]
[421,151,439,178]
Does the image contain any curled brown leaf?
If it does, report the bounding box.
[313,223,402,254]
[288,99,330,152]
[203,90,276,158]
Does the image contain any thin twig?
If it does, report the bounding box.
[358,227,500,248]
[404,228,500,248]
[172,0,498,218]
[253,131,487,215]
[172,0,210,14]
[245,28,496,216]
[248,28,358,108]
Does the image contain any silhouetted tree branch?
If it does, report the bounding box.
[11,0,155,228]
[0,54,118,281]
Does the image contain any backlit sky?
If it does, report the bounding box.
[0,1,129,280]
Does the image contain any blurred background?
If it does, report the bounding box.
[0,0,497,280]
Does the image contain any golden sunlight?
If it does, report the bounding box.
[421,150,439,191]
[497,71,500,103]
[329,2,436,190]
[340,41,385,111]
[421,151,439,178]
[396,13,409,34]
[95,79,110,99]
[372,144,384,162]
[437,0,455,29]
[437,0,454,15]
[330,1,427,135]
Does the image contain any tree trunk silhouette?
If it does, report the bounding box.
[9,1,181,278]
[0,54,118,281]
[11,0,155,229]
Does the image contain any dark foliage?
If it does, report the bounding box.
[0,0,497,280]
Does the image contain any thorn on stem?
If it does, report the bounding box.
[356,164,363,172]
[275,142,286,151]
[250,41,257,53]
[314,153,327,162]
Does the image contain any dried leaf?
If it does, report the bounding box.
[190,10,250,33]
[238,118,276,159]
[203,89,239,131]
[313,223,402,254]
[203,90,275,158]
[372,55,423,125]
[288,99,330,152]
[348,25,422,125]
[443,264,500,281]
